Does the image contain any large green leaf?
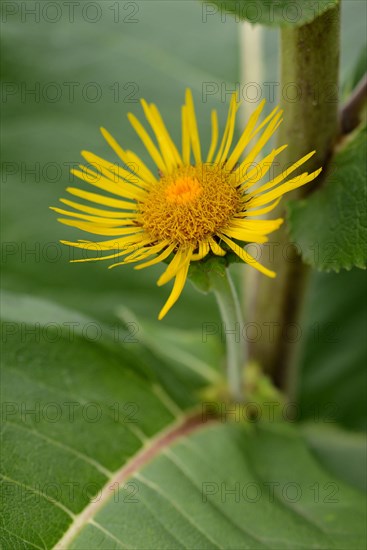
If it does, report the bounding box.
[0,293,194,548]
[2,304,366,548]
[288,126,367,272]
[204,0,339,27]
[302,423,367,492]
[298,268,367,431]
[67,422,366,549]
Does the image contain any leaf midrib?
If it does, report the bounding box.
[53,411,215,549]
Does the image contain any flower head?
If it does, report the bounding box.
[52,90,321,319]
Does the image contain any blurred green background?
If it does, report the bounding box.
[2,0,366,429]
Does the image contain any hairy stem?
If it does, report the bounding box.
[248,4,341,396]
[209,266,246,402]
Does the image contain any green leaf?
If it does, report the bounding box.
[302,424,367,492]
[298,268,367,431]
[3,334,366,550]
[0,295,193,548]
[67,422,366,549]
[204,0,339,27]
[2,296,366,548]
[288,126,367,272]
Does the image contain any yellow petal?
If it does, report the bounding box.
[249,105,281,141]
[215,93,240,164]
[58,218,144,236]
[59,198,136,218]
[219,234,276,277]
[185,89,201,164]
[181,105,191,165]
[140,100,175,171]
[222,228,269,243]
[158,252,192,320]
[100,127,157,184]
[72,167,146,202]
[65,187,137,210]
[229,218,284,234]
[225,99,268,171]
[157,247,189,286]
[236,198,282,217]
[81,150,145,189]
[122,149,157,185]
[239,145,288,189]
[127,112,166,173]
[247,150,317,197]
[206,110,219,163]
[150,104,182,166]
[108,241,165,269]
[61,234,149,251]
[191,241,210,261]
[234,111,283,177]
[134,243,176,270]
[51,207,136,226]
[209,237,226,256]
[123,241,170,264]
[249,168,323,208]
[70,247,141,263]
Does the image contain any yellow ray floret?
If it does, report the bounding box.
[53,89,322,319]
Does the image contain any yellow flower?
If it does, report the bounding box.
[52,90,321,320]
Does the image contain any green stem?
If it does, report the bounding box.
[248,3,341,397]
[209,266,245,402]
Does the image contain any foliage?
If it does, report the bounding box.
[288,126,367,272]
[1,0,366,547]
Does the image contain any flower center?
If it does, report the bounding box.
[165,176,202,205]
[139,165,241,245]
